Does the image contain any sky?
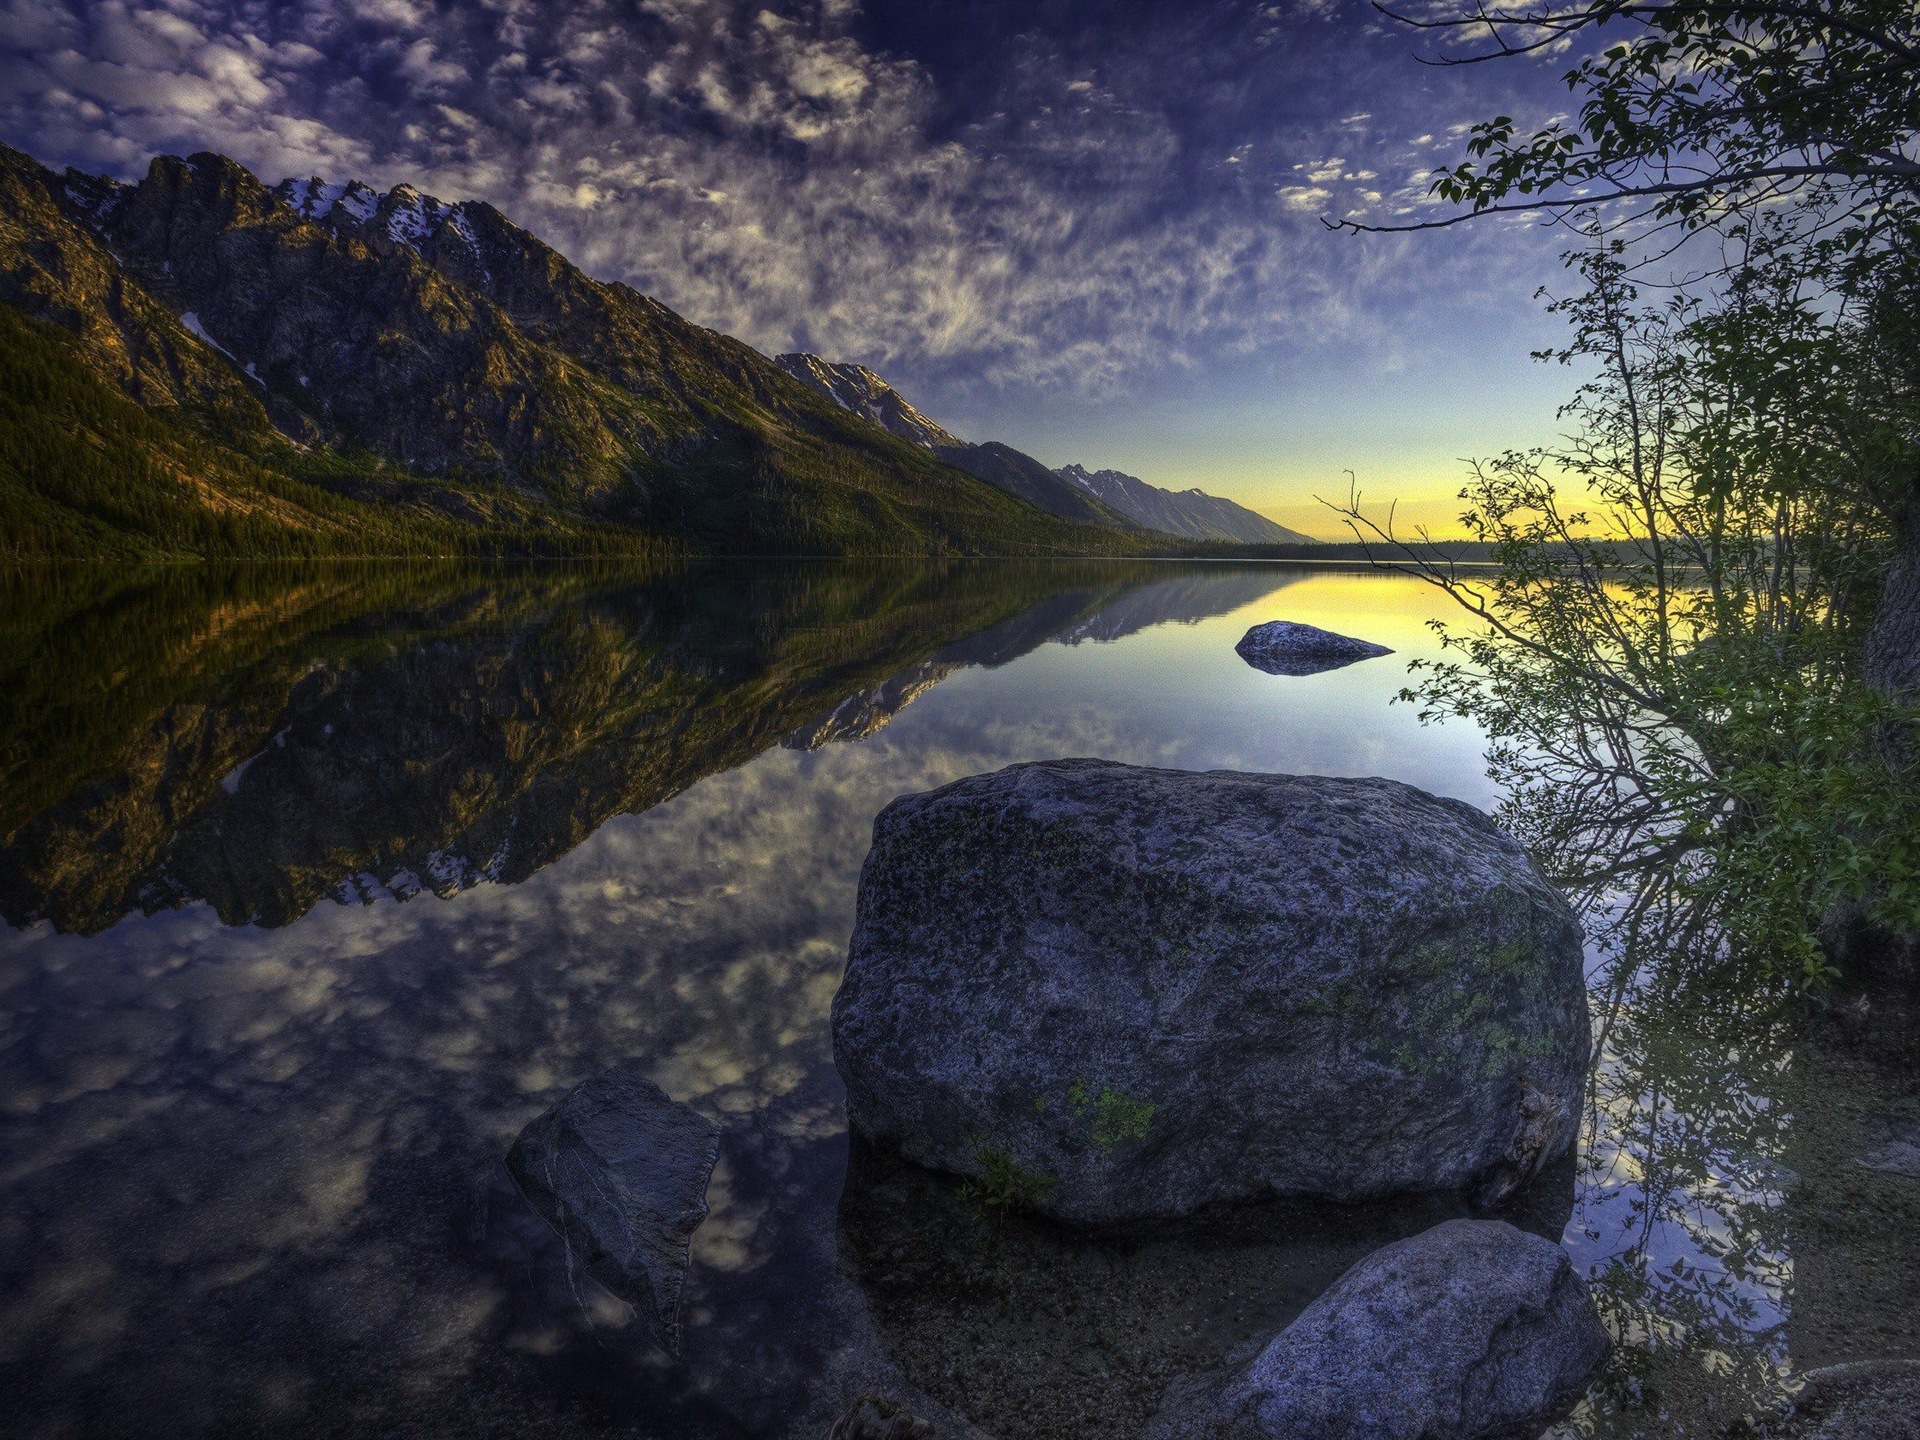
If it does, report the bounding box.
[0,0,1594,536]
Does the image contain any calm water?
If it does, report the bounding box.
[0,561,1914,1440]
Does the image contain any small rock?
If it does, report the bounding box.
[832,759,1589,1225]
[1152,1219,1608,1440]
[828,1394,936,1440]
[1235,620,1393,676]
[506,1061,719,1349]
[1778,1359,1920,1439]
[839,1140,1579,1440]
[1855,1114,1920,1180]
[1745,1155,1807,1194]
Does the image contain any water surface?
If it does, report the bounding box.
[0,561,1914,1439]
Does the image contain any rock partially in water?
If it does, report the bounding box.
[827,1394,937,1440]
[1153,1219,1607,1440]
[506,1061,719,1349]
[831,759,1588,1225]
[838,1139,1577,1440]
[1235,620,1393,676]
[1856,1114,1920,1180]
[1771,1360,1920,1440]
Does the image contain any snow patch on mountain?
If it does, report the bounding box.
[274,176,466,249]
[775,353,964,451]
[179,310,233,357]
[277,177,382,225]
[381,184,449,245]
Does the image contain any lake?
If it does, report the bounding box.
[1,560,1914,1439]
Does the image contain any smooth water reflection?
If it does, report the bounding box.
[0,561,1914,1439]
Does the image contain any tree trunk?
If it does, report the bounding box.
[1865,506,1920,699]
[1835,503,1920,983]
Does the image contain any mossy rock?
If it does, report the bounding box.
[832,759,1589,1225]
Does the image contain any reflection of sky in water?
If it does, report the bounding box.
[0,566,1904,1439]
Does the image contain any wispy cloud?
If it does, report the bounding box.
[0,0,1566,397]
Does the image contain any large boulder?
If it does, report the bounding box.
[1152,1219,1607,1440]
[1236,620,1393,676]
[507,1061,719,1348]
[831,759,1588,1225]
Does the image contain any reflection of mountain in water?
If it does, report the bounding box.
[1050,568,1304,645]
[783,568,1304,750]
[0,561,1303,934]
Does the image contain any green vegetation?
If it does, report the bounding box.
[1340,0,1920,977]
[959,1143,1056,1212]
[0,287,1146,563]
[0,307,675,563]
[1065,1078,1156,1151]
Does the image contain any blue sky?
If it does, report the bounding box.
[0,0,1591,534]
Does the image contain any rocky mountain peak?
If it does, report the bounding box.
[275,176,381,225]
[0,136,1159,559]
[271,174,468,252]
[775,352,964,451]
[59,166,124,218]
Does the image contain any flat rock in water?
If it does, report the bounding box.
[831,758,1589,1225]
[1236,620,1394,676]
[507,1061,719,1348]
[1151,1219,1608,1440]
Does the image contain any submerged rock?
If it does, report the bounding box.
[827,1394,937,1440]
[1153,1219,1607,1440]
[1769,1360,1920,1440]
[1855,1113,1920,1180]
[831,759,1589,1226]
[506,1061,719,1348]
[838,1139,1578,1440]
[1235,620,1393,676]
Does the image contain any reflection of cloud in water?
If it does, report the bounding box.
[0,569,1495,1436]
[7,564,1896,1437]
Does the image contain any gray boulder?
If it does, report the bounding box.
[1153,1219,1607,1440]
[831,759,1588,1225]
[1236,620,1393,676]
[507,1061,719,1348]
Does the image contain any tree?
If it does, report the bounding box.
[1350,0,1920,260]
[1329,0,1920,972]
[1360,0,1920,690]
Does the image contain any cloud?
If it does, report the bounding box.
[0,0,1566,397]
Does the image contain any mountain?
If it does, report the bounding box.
[934,442,1137,528]
[775,353,963,450]
[1054,463,1313,545]
[0,142,1145,560]
[776,352,1137,530]
[774,350,1312,545]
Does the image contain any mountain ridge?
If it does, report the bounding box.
[774,349,1312,546]
[1055,463,1313,545]
[0,141,1152,560]
[775,351,1139,529]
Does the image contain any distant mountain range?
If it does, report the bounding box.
[777,354,1311,545]
[1051,464,1308,544]
[0,139,1310,560]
